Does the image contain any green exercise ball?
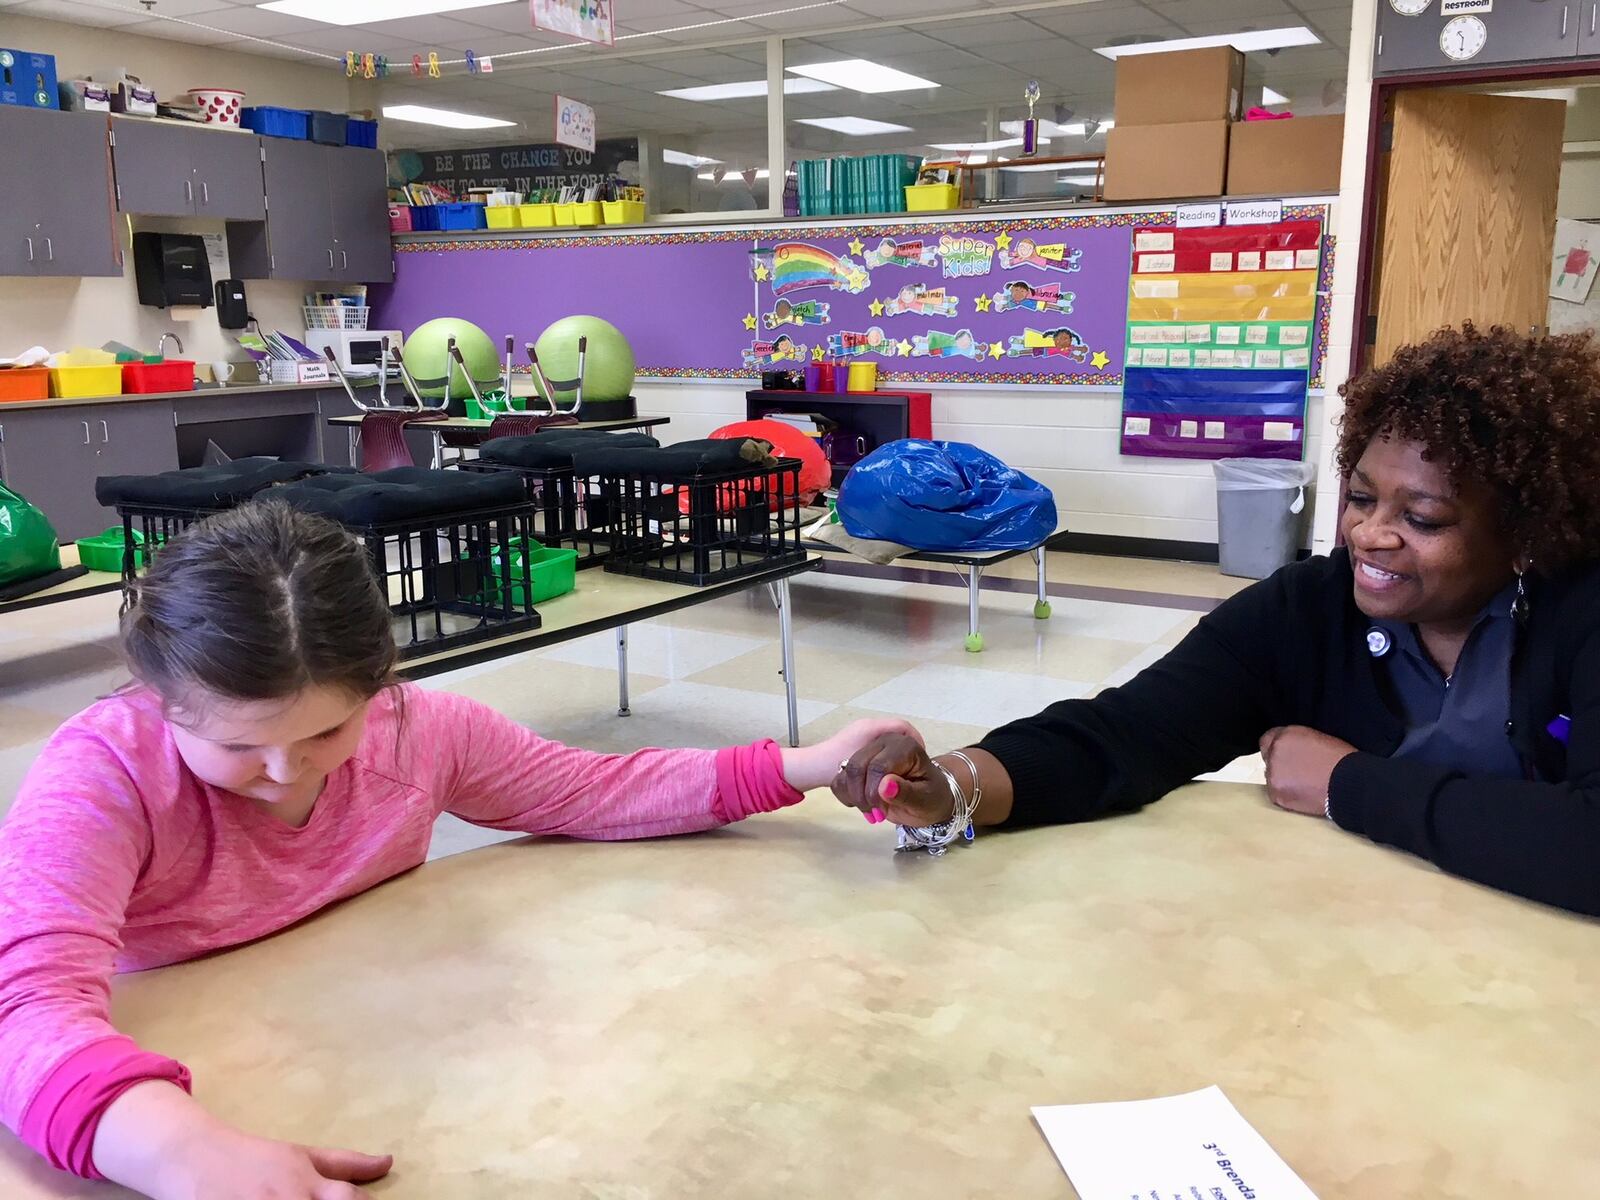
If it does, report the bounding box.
[404,318,499,400]
[534,315,635,405]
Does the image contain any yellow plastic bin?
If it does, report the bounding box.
[552,203,576,227]
[50,364,124,398]
[847,361,878,392]
[486,205,522,229]
[602,199,646,225]
[520,203,556,228]
[904,183,961,212]
[570,201,602,226]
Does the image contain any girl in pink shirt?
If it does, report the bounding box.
[0,502,912,1199]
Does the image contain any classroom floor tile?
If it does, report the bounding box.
[0,548,1248,854]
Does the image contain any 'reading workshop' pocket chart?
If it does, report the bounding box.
[1031,1086,1320,1200]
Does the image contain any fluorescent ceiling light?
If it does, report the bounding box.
[1495,86,1580,104]
[787,59,939,94]
[1057,174,1101,185]
[382,104,514,130]
[259,0,509,25]
[697,169,772,180]
[663,149,720,167]
[795,116,913,136]
[929,137,1039,151]
[1262,86,1290,106]
[1001,161,1077,173]
[1096,27,1320,59]
[658,78,833,102]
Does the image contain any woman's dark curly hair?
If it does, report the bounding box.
[1337,322,1600,573]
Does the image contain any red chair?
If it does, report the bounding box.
[322,345,449,471]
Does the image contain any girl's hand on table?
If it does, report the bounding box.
[780,717,924,794]
[831,733,956,827]
[1260,725,1357,817]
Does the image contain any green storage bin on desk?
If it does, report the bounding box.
[76,526,157,573]
[471,538,578,607]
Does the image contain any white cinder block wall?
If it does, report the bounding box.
[635,382,1325,549]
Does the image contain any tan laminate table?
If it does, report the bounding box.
[0,783,1594,1198]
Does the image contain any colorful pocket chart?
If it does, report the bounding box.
[1121,218,1324,460]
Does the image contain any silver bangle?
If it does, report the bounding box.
[895,755,979,857]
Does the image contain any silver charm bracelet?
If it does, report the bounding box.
[895,751,981,857]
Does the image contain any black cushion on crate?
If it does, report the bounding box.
[269,467,527,526]
[480,431,659,469]
[95,459,354,509]
[570,438,774,478]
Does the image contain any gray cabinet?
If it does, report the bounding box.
[1580,1,1600,53]
[230,140,391,283]
[1375,2,1577,74]
[111,119,266,220]
[0,402,178,541]
[330,148,392,281]
[0,107,120,277]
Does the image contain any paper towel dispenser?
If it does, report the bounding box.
[133,232,213,309]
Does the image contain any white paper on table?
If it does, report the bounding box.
[1031,1086,1319,1200]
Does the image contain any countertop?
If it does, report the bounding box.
[0,379,372,413]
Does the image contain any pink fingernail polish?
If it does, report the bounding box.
[862,809,876,823]
[871,808,886,823]
[882,778,900,800]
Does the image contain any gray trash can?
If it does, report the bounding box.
[1212,458,1315,580]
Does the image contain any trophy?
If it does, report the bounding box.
[1022,79,1041,157]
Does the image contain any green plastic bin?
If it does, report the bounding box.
[473,538,578,607]
[75,526,152,573]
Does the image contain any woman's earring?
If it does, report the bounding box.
[1511,566,1530,622]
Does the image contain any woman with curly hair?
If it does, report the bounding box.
[833,324,1600,915]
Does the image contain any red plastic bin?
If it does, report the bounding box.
[121,361,196,394]
[0,367,50,403]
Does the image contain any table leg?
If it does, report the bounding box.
[965,564,984,653]
[616,626,631,716]
[1032,546,1052,620]
[348,426,358,469]
[430,430,443,470]
[776,576,799,747]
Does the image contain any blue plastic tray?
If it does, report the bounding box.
[241,106,307,139]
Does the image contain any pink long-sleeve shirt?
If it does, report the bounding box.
[0,683,801,1178]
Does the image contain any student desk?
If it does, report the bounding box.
[0,547,120,616]
[1,783,1594,1198]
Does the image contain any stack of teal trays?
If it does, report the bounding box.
[796,154,921,216]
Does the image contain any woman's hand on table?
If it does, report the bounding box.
[94,1080,392,1200]
[780,718,924,794]
[1260,725,1357,817]
[831,733,957,827]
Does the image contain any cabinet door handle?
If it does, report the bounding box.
[81,421,91,445]
[1591,2,1596,35]
[201,181,209,205]
[24,236,33,262]
[100,420,110,443]
[327,247,335,269]
[43,237,53,261]
[341,249,348,271]
[185,178,194,204]
[1562,4,1570,36]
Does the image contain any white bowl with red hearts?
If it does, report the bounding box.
[187,88,245,127]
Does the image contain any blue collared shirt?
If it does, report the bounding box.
[1373,583,1523,780]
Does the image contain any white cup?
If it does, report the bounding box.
[210,361,236,385]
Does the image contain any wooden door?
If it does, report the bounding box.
[1373,91,1566,363]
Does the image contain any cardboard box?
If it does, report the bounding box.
[0,48,59,110]
[1226,114,1345,196]
[1114,46,1244,127]
[1104,120,1230,201]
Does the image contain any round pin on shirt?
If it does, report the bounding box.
[1366,628,1392,658]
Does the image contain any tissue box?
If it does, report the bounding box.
[111,80,158,116]
[60,79,112,111]
[0,49,59,110]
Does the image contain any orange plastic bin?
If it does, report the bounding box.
[0,368,50,403]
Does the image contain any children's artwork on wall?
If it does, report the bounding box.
[764,299,830,328]
[911,329,984,359]
[993,280,1075,314]
[997,235,1083,273]
[1550,218,1600,305]
[743,336,808,369]
[864,237,940,269]
[882,284,958,318]
[1120,216,1328,461]
[375,204,1331,387]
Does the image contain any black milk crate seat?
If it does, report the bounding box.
[460,429,661,568]
[95,459,356,580]
[267,468,541,656]
[585,439,807,587]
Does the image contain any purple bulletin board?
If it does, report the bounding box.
[374,208,1331,388]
